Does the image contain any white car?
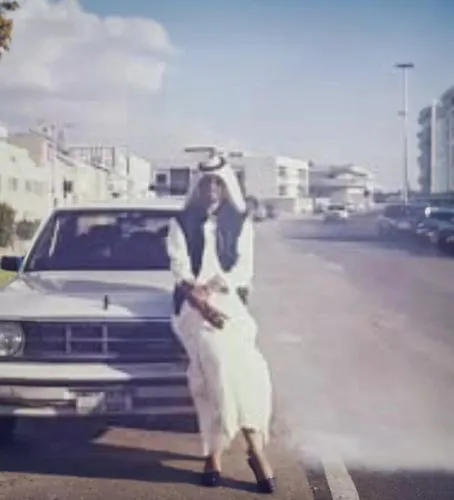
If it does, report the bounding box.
[323,204,349,222]
[0,198,193,443]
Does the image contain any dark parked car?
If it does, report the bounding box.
[377,203,407,238]
[416,207,454,253]
[377,203,428,240]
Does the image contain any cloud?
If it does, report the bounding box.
[0,0,220,156]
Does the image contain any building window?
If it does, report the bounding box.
[278,166,288,179]
[278,166,288,178]
[25,180,33,192]
[8,177,19,191]
[169,168,190,195]
[278,185,288,197]
[156,173,167,185]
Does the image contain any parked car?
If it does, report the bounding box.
[323,204,349,222]
[417,207,454,253]
[377,203,427,239]
[376,203,407,238]
[0,198,193,444]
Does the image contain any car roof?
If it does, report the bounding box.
[54,197,185,213]
[426,206,454,215]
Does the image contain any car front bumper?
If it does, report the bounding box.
[0,362,193,417]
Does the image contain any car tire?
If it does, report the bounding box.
[0,416,17,445]
[438,234,453,255]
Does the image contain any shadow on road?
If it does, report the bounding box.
[305,460,454,500]
[0,417,253,492]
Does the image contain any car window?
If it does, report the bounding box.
[428,211,454,222]
[24,208,179,272]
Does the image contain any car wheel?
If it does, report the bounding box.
[0,417,17,445]
[438,235,452,254]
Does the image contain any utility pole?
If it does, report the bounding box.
[395,62,415,204]
[32,121,74,208]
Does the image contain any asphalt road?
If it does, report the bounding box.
[274,216,454,500]
[2,216,454,500]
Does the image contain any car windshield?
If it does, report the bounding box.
[384,205,405,217]
[23,208,179,272]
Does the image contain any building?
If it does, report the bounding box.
[417,86,454,193]
[0,126,50,220]
[229,154,310,213]
[309,163,375,210]
[8,130,110,207]
[151,147,311,213]
[417,106,432,193]
[68,146,153,199]
[0,125,111,221]
[151,147,242,197]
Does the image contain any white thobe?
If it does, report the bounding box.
[166,215,272,455]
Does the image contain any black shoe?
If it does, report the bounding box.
[201,470,221,488]
[247,455,276,494]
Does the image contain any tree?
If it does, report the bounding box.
[0,1,19,57]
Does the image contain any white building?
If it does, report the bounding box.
[0,126,50,220]
[417,86,454,193]
[151,148,310,213]
[229,154,310,213]
[1,127,110,219]
[68,146,153,199]
[309,163,375,210]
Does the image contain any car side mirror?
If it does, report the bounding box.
[0,256,22,272]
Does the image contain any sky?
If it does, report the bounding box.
[0,0,454,189]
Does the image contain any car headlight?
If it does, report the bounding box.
[0,323,24,357]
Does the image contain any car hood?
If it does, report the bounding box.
[0,271,175,320]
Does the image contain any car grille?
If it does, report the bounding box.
[20,321,187,362]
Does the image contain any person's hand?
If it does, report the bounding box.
[206,275,229,294]
[200,302,229,329]
[190,283,210,302]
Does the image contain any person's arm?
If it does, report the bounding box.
[166,217,216,311]
[225,217,254,289]
[166,217,195,286]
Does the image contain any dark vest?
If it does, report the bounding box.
[173,202,248,315]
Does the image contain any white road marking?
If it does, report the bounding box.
[324,262,345,273]
[322,455,360,500]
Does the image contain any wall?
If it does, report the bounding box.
[5,132,111,212]
[0,140,51,220]
[230,155,309,202]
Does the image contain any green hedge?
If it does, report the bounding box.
[15,219,41,241]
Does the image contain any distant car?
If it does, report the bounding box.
[0,198,194,444]
[323,204,349,222]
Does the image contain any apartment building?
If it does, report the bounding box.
[417,86,454,193]
[229,155,310,213]
[309,163,375,209]
[68,145,153,199]
[151,148,310,213]
[0,125,112,221]
[0,127,50,220]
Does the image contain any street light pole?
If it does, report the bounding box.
[395,62,415,204]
